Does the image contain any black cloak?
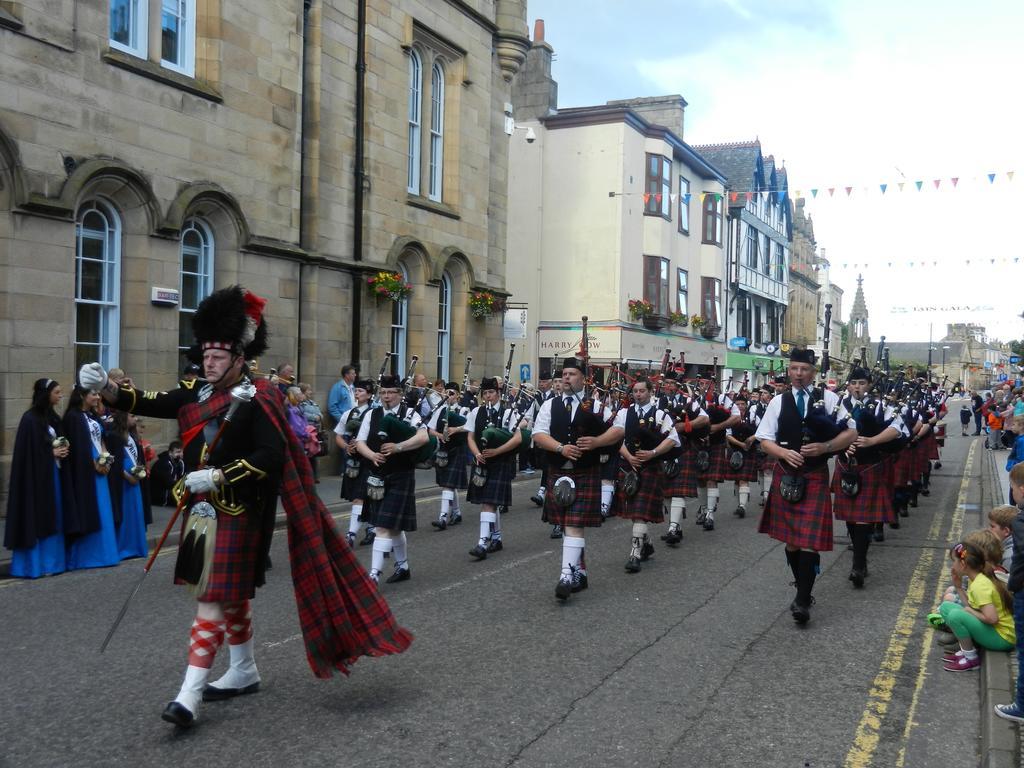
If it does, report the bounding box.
[60,409,103,538]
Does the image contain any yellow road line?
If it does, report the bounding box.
[844,441,976,768]
[894,441,976,767]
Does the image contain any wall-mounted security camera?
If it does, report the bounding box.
[525,127,536,144]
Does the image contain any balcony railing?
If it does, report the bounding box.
[738,264,788,303]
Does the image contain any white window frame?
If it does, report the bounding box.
[391,264,409,375]
[428,62,445,202]
[178,217,215,352]
[437,271,451,380]
[109,0,149,59]
[75,200,122,370]
[160,0,197,77]
[407,49,422,194]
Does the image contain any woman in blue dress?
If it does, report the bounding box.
[64,387,120,569]
[4,378,74,578]
[111,410,149,559]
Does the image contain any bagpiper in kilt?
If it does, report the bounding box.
[837,370,909,584]
[532,357,624,601]
[335,384,377,547]
[427,386,470,533]
[723,394,758,519]
[90,285,411,730]
[661,392,708,547]
[355,376,431,586]
[611,378,680,574]
[755,348,858,625]
[696,388,741,532]
[465,378,528,561]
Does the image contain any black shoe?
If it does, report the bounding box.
[203,681,260,702]
[469,544,488,560]
[790,599,810,625]
[265,554,273,570]
[873,528,885,542]
[920,488,930,496]
[555,577,572,600]
[702,514,715,532]
[663,528,683,547]
[849,568,866,589]
[486,539,503,553]
[639,541,654,561]
[550,525,563,539]
[625,556,641,573]
[346,532,356,547]
[909,497,918,508]
[161,701,195,728]
[695,506,707,526]
[360,529,376,546]
[530,494,544,507]
[431,518,448,531]
[571,569,589,593]
[934,462,942,469]
[889,519,901,529]
[385,566,411,583]
[734,505,746,518]
[449,514,462,526]
[899,506,909,518]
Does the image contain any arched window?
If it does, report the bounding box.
[75,200,121,369]
[179,217,215,352]
[391,264,409,375]
[437,271,452,380]
[429,62,445,201]
[407,49,422,194]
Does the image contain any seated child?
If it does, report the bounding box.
[940,540,1015,671]
[995,468,1024,722]
[990,505,1017,571]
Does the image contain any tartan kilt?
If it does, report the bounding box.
[759,462,833,551]
[177,505,263,603]
[910,441,929,479]
[543,464,605,528]
[613,466,665,522]
[892,450,914,487]
[832,458,893,523]
[722,446,758,483]
[467,456,514,507]
[364,469,417,531]
[600,452,621,482]
[435,442,469,489]
[755,446,768,472]
[340,462,370,501]
[923,431,941,460]
[663,452,699,498]
[703,440,730,482]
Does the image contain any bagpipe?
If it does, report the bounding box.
[341,408,369,478]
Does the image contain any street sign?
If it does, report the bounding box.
[984,361,993,369]
[519,363,531,383]
[1011,356,1021,364]
[1016,379,1022,387]
[728,336,748,349]
[998,373,1009,382]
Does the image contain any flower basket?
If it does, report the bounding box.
[700,323,721,340]
[367,271,412,302]
[469,291,506,319]
[689,314,705,330]
[668,311,688,328]
[628,299,654,322]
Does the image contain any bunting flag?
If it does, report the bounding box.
[683,193,691,204]
[828,188,835,197]
[880,183,887,194]
[951,177,959,187]
[776,190,785,203]
[933,179,941,189]
[811,189,818,198]
[915,181,923,191]
[989,173,997,183]
[1010,171,1016,181]
[745,191,753,202]
[898,182,905,192]
[845,186,853,196]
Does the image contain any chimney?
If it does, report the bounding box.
[534,18,545,42]
[511,18,558,120]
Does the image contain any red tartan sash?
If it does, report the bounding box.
[177,387,233,452]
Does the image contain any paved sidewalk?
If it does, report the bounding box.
[0,466,543,579]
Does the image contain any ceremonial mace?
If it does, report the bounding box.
[99,381,256,653]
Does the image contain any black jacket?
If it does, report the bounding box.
[1008,509,1024,593]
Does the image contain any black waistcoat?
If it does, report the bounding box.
[777,390,828,469]
[367,405,415,474]
[547,397,600,469]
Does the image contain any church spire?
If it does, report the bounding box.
[849,273,871,365]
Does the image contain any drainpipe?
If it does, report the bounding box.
[296,0,313,379]
[350,0,367,366]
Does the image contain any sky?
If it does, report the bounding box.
[526,0,1024,343]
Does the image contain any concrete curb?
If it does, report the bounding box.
[980,446,1019,768]
[0,475,540,581]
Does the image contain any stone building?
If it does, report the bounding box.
[0,0,528,500]
[507,23,728,382]
[784,197,820,350]
[692,140,790,387]
[847,274,872,366]
[813,250,846,379]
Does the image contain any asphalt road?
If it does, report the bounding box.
[0,409,993,768]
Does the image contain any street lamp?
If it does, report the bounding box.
[942,345,950,379]
[927,346,936,381]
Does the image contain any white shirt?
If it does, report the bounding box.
[355,403,425,443]
[755,386,855,443]
[464,403,528,435]
[427,402,464,431]
[334,404,370,436]
[611,403,681,447]
[533,391,587,436]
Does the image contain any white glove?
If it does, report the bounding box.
[78,362,108,392]
[185,468,221,494]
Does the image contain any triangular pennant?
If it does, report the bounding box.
[700,193,706,203]
[933,179,941,189]
[716,193,722,202]
[794,190,801,199]
[898,182,905,192]
[1009,171,1016,182]
[880,183,887,194]
[643,193,651,204]
[887,262,892,267]
[951,177,959,187]
[988,173,997,184]
[669,194,677,204]
[730,192,738,202]
[915,181,923,191]
[683,193,691,204]
[760,191,768,204]
[991,258,996,264]
[828,188,835,197]
[776,190,785,203]
[745,191,753,202]
[655,193,662,204]
[1015,257,1020,263]
[845,186,853,196]
[966,259,970,265]
[810,189,818,198]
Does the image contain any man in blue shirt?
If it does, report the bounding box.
[328,365,358,424]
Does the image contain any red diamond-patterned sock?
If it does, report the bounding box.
[187,617,225,669]
[222,600,253,646]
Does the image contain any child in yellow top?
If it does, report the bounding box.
[940,540,1016,671]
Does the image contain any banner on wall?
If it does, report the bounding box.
[503,308,528,340]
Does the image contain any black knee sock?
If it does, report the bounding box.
[796,551,820,606]
[785,548,800,583]
[851,524,871,571]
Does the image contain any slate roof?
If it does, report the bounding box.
[882,341,967,366]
